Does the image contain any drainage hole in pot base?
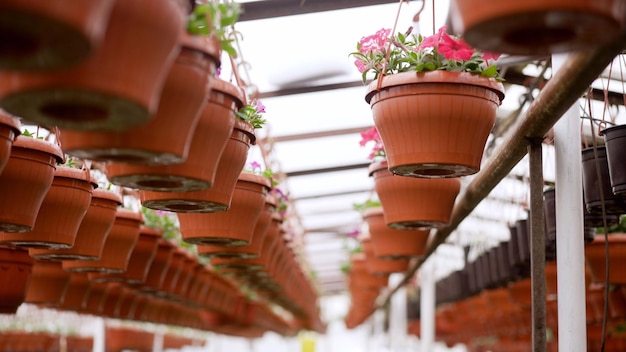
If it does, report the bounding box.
[505,27,575,47]
[41,102,108,122]
[391,163,476,178]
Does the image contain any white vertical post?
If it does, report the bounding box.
[552,54,587,352]
[389,272,408,351]
[420,259,436,352]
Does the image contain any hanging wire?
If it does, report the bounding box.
[585,84,611,352]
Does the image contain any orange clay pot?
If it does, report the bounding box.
[366,71,504,178]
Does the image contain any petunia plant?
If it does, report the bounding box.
[350,25,501,84]
[237,99,267,129]
[359,126,385,161]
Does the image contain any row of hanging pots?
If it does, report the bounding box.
[0,0,194,132]
[0,331,93,352]
[344,252,389,329]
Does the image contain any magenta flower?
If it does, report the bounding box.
[347,228,360,238]
[482,51,501,62]
[359,28,390,54]
[419,25,447,49]
[249,161,261,171]
[255,100,265,113]
[438,34,474,61]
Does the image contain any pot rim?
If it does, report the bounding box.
[13,136,63,163]
[365,71,505,104]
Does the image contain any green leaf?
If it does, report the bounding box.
[481,64,498,78]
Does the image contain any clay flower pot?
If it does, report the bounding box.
[0,136,63,232]
[178,173,272,246]
[0,246,34,314]
[106,77,240,190]
[63,209,143,273]
[29,188,122,260]
[197,193,276,258]
[365,71,504,178]
[139,239,176,294]
[0,110,20,175]
[57,272,90,311]
[370,160,460,229]
[585,234,626,285]
[60,34,221,164]
[89,225,161,284]
[363,207,430,258]
[449,0,625,55]
[0,0,115,69]
[24,260,71,306]
[0,0,185,131]
[0,166,95,249]
[362,237,409,274]
[140,118,256,212]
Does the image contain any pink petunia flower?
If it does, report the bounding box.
[347,228,360,238]
[419,25,448,49]
[359,126,381,146]
[438,34,474,61]
[354,59,368,73]
[359,28,390,54]
[482,51,501,62]
[255,100,266,113]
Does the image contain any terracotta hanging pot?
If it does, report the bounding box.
[449,0,625,55]
[0,0,184,131]
[369,160,460,229]
[0,110,20,175]
[601,125,626,196]
[140,118,256,212]
[138,238,176,294]
[348,253,389,289]
[60,34,221,165]
[0,0,115,70]
[57,272,90,311]
[29,187,121,260]
[365,71,505,178]
[178,173,272,246]
[89,225,161,284]
[0,246,34,314]
[62,209,142,273]
[210,212,283,271]
[581,146,626,215]
[0,136,63,232]
[24,259,71,306]
[197,193,276,258]
[106,77,240,191]
[362,207,430,258]
[157,248,189,298]
[0,166,94,249]
[362,237,409,274]
[585,234,626,285]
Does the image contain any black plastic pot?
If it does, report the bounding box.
[602,124,626,195]
[581,146,626,215]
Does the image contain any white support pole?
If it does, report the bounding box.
[420,259,436,352]
[552,53,587,352]
[389,272,409,351]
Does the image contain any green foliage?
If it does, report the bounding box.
[187,1,241,57]
[236,100,267,129]
[20,129,43,139]
[59,156,81,169]
[597,215,626,234]
[352,199,381,212]
[141,207,181,240]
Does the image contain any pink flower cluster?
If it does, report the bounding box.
[355,28,391,73]
[420,26,500,62]
[359,126,384,160]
